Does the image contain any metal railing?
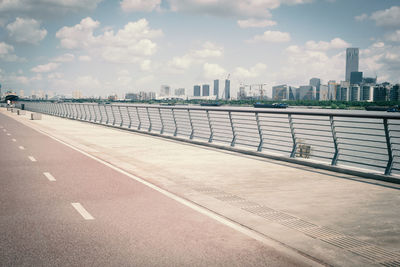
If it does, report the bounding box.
[17,102,400,176]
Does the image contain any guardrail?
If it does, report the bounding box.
[16,102,400,177]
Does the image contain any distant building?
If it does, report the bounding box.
[193,85,201,97]
[125,93,138,100]
[202,84,210,96]
[213,79,219,98]
[175,88,185,96]
[319,84,329,101]
[72,90,82,99]
[19,90,24,98]
[345,48,359,82]
[350,85,360,101]
[360,85,373,101]
[224,79,230,100]
[374,84,390,102]
[160,85,170,97]
[390,84,400,101]
[309,78,321,100]
[298,85,316,100]
[350,71,363,85]
[328,80,338,100]
[238,86,247,99]
[363,77,377,85]
[272,84,289,101]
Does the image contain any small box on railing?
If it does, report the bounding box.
[17,110,26,115]
[296,144,311,158]
[31,113,42,120]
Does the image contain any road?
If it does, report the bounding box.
[0,112,317,266]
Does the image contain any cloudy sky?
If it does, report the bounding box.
[0,0,399,97]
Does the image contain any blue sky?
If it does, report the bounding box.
[0,0,399,98]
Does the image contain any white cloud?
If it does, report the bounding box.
[168,0,311,18]
[249,30,291,43]
[6,17,47,45]
[52,53,75,62]
[385,30,400,42]
[354,13,368,22]
[305,38,350,51]
[75,75,101,90]
[120,0,161,12]
[237,19,277,28]
[79,55,92,61]
[140,59,152,71]
[31,62,59,73]
[168,42,223,71]
[203,63,226,79]
[371,6,400,27]
[0,42,23,62]
[56,17,163,63]
[234,63,267,79]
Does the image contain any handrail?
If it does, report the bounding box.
[16,101,400,177]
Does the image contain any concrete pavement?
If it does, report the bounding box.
[2,108,400,266]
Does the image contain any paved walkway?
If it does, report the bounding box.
[2,108,400,266]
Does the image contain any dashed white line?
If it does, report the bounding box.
[71,203,94,220]
[28,156,36,162]
[12,138,16,142]
[19,146,25,150]
[43,172,56,181]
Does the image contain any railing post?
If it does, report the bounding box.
[255,112,263,152]
[289,114,297,158]
[83,105,88,121]
[136,107,141,130]
[206,110,213,143]
[146,107,152,132]
[88,105,92,121]
[111,105,116,125]
[158,108,164,134]
[118,106,123,127]
[67,104,72,118]
[127,107,132,128]
[98,105,103,123]
[105,105,110,124]
[330,115,339,165]
[229,111,236,147]
[172,108,178,136]
[74,104,79,119]
[384,118,394,175]
[188,109,194,139]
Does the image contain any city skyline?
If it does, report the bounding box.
[0,0,399,97]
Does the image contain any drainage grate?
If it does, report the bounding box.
[215,195,244,202]
[258,212,297,222]
[350,246,400,263]
[301,226,344,239]
[280,219,318,230]
[321,236,370,249]
[242,205,277,214]
[381,259,400,267]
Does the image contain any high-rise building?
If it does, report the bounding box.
[374,84,390,102]
[72,90,82,99]
[363,77,377,84]
[213,79,219,98]
[174,88,185,96]
[125,93,138,100]
[224,79,230,100]
[390,84,400,101]
[309,78,321,100]
[350,71,363,85]
[272,85,288,101]
[328,80,338,100]
[360,85,373,101]
[319,85,329,100]
[238,86,247,99]
[345,48,359,82]
[298,85,316,100]
[202,84,210,96]
[350,85,360,101]
[160,85,170,97]
[193,85,201,97]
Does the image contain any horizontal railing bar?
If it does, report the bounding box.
[335,130,386,137]
[338,159,385,168]
[339,147,388,156]
[337,137,387,144]
[339,153,387,162]
[338,142,385,150]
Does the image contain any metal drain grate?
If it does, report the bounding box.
[280,219,318,230]
[301,226,344,239]
[242,205,277,214]
[381,259,400,267]
[258,212,297,222]
[350,246,400,264]
[321,236,370,249]
[215,195,244,202]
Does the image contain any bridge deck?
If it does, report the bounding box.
[2,108,400,266]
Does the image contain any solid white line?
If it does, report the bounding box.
[20,119,320,265]
[43,172,56,181]
[71,203,94,220]
[28,156,36,162]
[12,138,16,142]
[19,146,25,150]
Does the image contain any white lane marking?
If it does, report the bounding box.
[12,138,16,142]
[27,126,320,266]
[43,172,56,181]
[71,203,94,220]
[6,133,11,136]
[28,156,36,162]
[19,146,25,150]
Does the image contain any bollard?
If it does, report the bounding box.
[17,110,26,115]
[31,113,42,120]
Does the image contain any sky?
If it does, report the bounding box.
[0,0,399,98]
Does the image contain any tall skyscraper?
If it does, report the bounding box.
[202,84,210,96]
[345,48,359,82]
[224,79,230,100]
[193,85,201,97]
[309,78,321,100]
[213,79,219,98]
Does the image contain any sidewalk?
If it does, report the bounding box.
[3,108,400,266]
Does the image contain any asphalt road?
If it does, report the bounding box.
[0,113,316,267]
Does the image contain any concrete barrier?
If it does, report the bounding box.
[17,110,26,115]
[31,113,42,120]
[11,108,18,113]
[7,107,11,111]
